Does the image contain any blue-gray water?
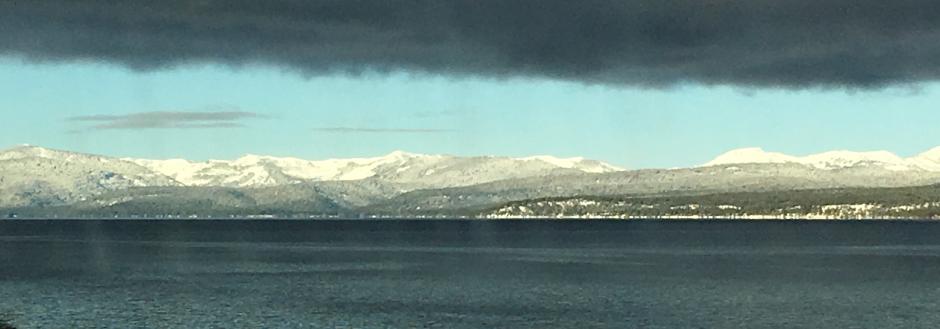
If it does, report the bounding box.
[2,220,940,328]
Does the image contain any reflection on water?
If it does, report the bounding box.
[2,220,940,328]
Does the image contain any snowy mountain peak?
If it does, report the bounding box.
[1,145,102,162]
[232,154,286,165]
[703,146,940,172]
[384,150,422,158]
[0,147,621,188]
[802,150,908,170]
[915,146,940,161]
[703,147,797,167]
[521,155,623,173]
[3,144,52,156]
[0,146,183,207]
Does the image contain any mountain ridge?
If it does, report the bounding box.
[0,145,624,208]
[703,146,940,171]
[8,144,940,217]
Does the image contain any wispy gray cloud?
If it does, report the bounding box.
[68,111,265,131]
[313,127,455,134]
[4,1,940,89]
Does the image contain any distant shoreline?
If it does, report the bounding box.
[3,217,939,222]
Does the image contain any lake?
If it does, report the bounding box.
[2,220,940,328]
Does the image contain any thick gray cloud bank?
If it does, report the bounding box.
[4,0,940,88]
[68,111,264,130]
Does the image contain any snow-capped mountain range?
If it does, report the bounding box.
[1,145,622,188]
[6,144,940,212]
[127,150,622,188]
[0,145,624,207]
[703,147,940,172]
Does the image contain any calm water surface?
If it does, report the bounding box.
[2,220,940,328]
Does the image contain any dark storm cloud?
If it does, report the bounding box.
[68,111,264,130]
[4,0,940,88]
[313,127,455,134]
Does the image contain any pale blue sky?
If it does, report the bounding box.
[2,57,938,169]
